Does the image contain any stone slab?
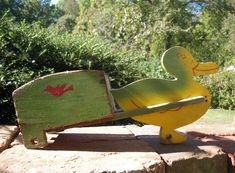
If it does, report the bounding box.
[0,126,165,173]
[186,133,235,173]
[127,125,229,173]
[125,124,235,137]
[0,126,19,152]
[179,124,235,136]
[157,140,228,173]
[179,124,235,173]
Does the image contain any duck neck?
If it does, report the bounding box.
[173,70,193,87]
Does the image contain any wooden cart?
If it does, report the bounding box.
[13,46,218,149]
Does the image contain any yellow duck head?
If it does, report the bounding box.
[161,46,219,80]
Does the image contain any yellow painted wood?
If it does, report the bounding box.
[111,46,219,144]
[113,96,204,120]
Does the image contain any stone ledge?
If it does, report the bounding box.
[127,125,229,173]
[179,124,235,136]
[185,132,235,173]
[0,125,233,173]
[179,124,235,173]
[0,126,165,173]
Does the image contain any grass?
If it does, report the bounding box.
[195,109,235,124]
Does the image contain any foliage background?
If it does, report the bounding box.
[0,0,234,124]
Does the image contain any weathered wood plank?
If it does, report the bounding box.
[13,70,113,148]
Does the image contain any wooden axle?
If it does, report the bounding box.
[112,96,205,121]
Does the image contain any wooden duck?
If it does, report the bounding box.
[111,46,219,144]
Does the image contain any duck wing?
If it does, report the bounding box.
[111,79,186,112]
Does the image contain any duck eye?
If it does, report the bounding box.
[178,53,187,60]
[181,55,187,59]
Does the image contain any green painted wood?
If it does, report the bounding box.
[13,70,113,148]
[112,96,205,121]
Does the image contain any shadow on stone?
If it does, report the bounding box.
[43,132,225,154]
[137,133,229,173]
[187,131,235,153]
[137,134,208,154]
[42,133,157,152]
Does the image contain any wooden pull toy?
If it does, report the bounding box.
[12,46,219,149]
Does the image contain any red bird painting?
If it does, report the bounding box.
[44,83,74,96]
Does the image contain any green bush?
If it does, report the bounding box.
[0,16,160,124]
[199,71,235,110]
[1,15,234,125]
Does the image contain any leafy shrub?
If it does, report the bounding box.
[199,71,235,110]
[0,15,160,124]
[1,14,234,125]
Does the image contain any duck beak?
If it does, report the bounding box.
[192,62,219,76]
